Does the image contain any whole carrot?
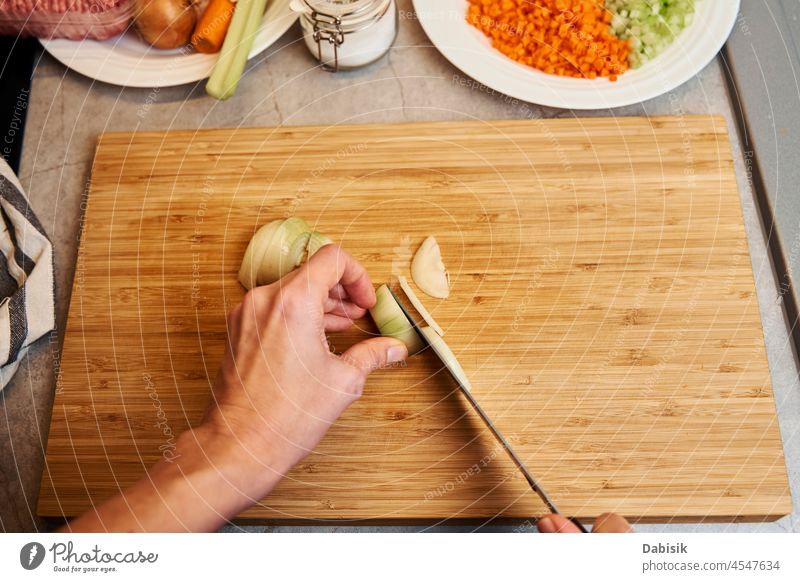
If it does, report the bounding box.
[192,0,237,54]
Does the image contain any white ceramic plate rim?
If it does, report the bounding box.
[39,0,298,88]
[413,0,740,109]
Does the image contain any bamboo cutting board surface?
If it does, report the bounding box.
[39,117,791,523]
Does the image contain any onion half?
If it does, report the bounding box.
[306,231,332,258]
[238,218,333,290]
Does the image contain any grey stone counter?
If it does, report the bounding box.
[1,0,797,532]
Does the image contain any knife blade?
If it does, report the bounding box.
[390,288,588,533]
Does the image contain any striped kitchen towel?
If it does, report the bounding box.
[0,157,55,389]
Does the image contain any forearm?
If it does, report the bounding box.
[62,426,286,532]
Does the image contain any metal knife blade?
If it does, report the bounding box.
[389,288,588,532]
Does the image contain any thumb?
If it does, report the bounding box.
[537,514,582,533]
[340,337,408,391]
[592,513,634,533]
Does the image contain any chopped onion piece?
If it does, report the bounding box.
[369,284,424,354]
[418,326,472,392]
[411,235,449,299]
[397,275,444,337]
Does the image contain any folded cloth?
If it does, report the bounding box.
[0,157,55,389]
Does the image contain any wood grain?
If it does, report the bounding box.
[38,116,791,523]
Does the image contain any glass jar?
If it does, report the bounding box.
[292,0,398,72]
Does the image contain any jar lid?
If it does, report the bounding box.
[297,0,382,20]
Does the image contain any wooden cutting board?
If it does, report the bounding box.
[39,116,791,523]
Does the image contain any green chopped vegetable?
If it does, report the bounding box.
[606,0,697,68]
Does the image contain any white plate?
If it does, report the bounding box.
[413,0,740,109]
[40,0,298,88]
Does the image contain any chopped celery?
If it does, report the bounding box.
[605,0,698,68]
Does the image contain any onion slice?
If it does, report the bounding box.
[418,326,472,391]
[397,275,444,337]
[369,284,424,354]
[411,236,449,299]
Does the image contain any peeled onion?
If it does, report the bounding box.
[411,236,449,299]
[238,218,332,290]
[306,231,333,257]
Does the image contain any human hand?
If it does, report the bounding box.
[537,513,633,533]
[201,244,408,491]
[64,245,407,532]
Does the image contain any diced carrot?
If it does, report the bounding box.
[466,0,629,81]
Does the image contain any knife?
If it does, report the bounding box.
[390,289,589,533]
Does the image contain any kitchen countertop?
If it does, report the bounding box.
[1,0,797,532]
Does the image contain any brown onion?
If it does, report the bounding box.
[134,0,197,50]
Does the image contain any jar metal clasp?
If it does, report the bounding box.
[310,10,345,72]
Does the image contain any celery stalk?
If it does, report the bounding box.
[206,0,269,100]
